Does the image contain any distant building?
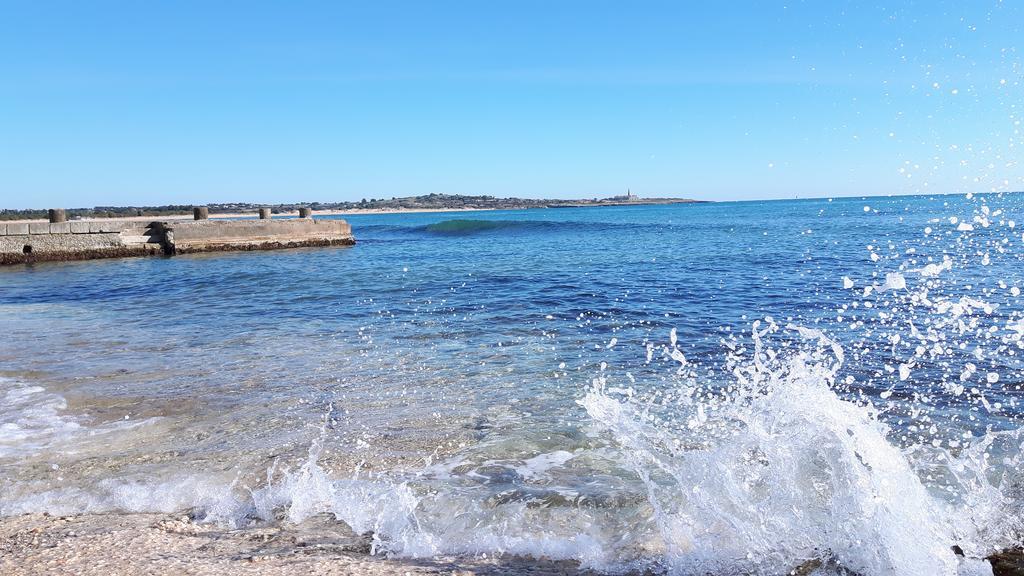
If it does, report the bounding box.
[608,189,640,202]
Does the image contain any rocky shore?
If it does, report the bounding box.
[2,512,1021,576]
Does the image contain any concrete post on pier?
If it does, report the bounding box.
[298,207,313,218]
[193,207,209,220]
[48,209,66,223]
[259,208,272,220]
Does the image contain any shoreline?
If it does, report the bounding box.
[0,200,703,224]
[0,512,596,576]
[2,512,1016,575]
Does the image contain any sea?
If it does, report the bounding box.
[1,194,1022,575]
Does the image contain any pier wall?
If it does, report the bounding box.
[165,219,353,254]
[0,218,354,265]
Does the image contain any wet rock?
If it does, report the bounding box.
[788,556,861,576]
[989,548,1024,576]
[153,515,201,536]
[270,513,375,555]
[791,558,822,575]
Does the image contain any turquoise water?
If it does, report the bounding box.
[1,194,1023,574]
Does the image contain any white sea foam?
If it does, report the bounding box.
[0,377,159,459]
[0,379,84,459]
[1,474,239,518]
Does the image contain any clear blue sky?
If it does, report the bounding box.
[0,1,1021,209]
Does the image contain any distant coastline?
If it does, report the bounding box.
[0,193,705,223]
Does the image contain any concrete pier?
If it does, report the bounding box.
[48,209,67,223]
[161,218,353,254]
[194,207,209,220]
[0,216,354,265]
[259,208,272,219]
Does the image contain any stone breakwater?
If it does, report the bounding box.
[0,218,354,265]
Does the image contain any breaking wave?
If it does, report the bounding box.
[422,219,549,235]
[359,218,667,237]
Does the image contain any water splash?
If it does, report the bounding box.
[580,321,1021,575]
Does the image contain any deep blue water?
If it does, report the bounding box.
[1,194,1023,574]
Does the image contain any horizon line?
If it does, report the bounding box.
[3,189,1022,213]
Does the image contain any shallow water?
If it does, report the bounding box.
[1,195,1023,575]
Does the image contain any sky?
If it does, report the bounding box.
[0,0,1021,209]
